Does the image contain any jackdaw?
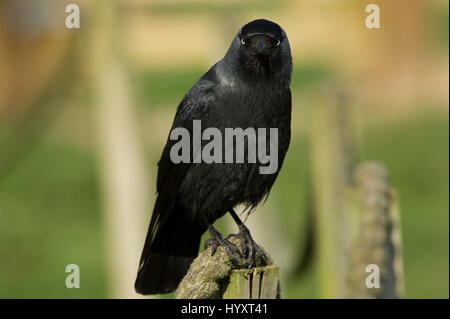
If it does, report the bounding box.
[135,19,293,295]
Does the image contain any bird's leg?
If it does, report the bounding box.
[204,224,242,266]
[228,209,265,267]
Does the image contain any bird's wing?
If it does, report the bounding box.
[137,74,218,275]
[156,76,217,196]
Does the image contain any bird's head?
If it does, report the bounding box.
[230,19,292,80]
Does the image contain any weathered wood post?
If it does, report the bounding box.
[222,266,279,299]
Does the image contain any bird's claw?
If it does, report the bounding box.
[229,225,266,268]
[205,228,242,266]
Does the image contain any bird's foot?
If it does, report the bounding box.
[228,224,266,268]
[204,226,242,266]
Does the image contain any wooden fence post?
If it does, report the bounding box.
[346,162,405,298]
[222,266,279,299]
[308,89,359,298]
[308,87,404,298]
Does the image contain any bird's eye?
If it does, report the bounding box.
[276,39,281,46]
[241,38,246,45]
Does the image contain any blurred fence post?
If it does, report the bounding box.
[308,89,359,298]
[88,0,150,298]
[347,162,405,298]
[308,88,404,298]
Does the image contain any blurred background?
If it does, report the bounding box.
[0,0,448,298]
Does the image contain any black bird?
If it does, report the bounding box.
[135,19,293,295]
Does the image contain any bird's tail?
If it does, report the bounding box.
[135,200,204,295]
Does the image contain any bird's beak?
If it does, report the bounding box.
[249,36,273,57]
[256,41,266,54]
